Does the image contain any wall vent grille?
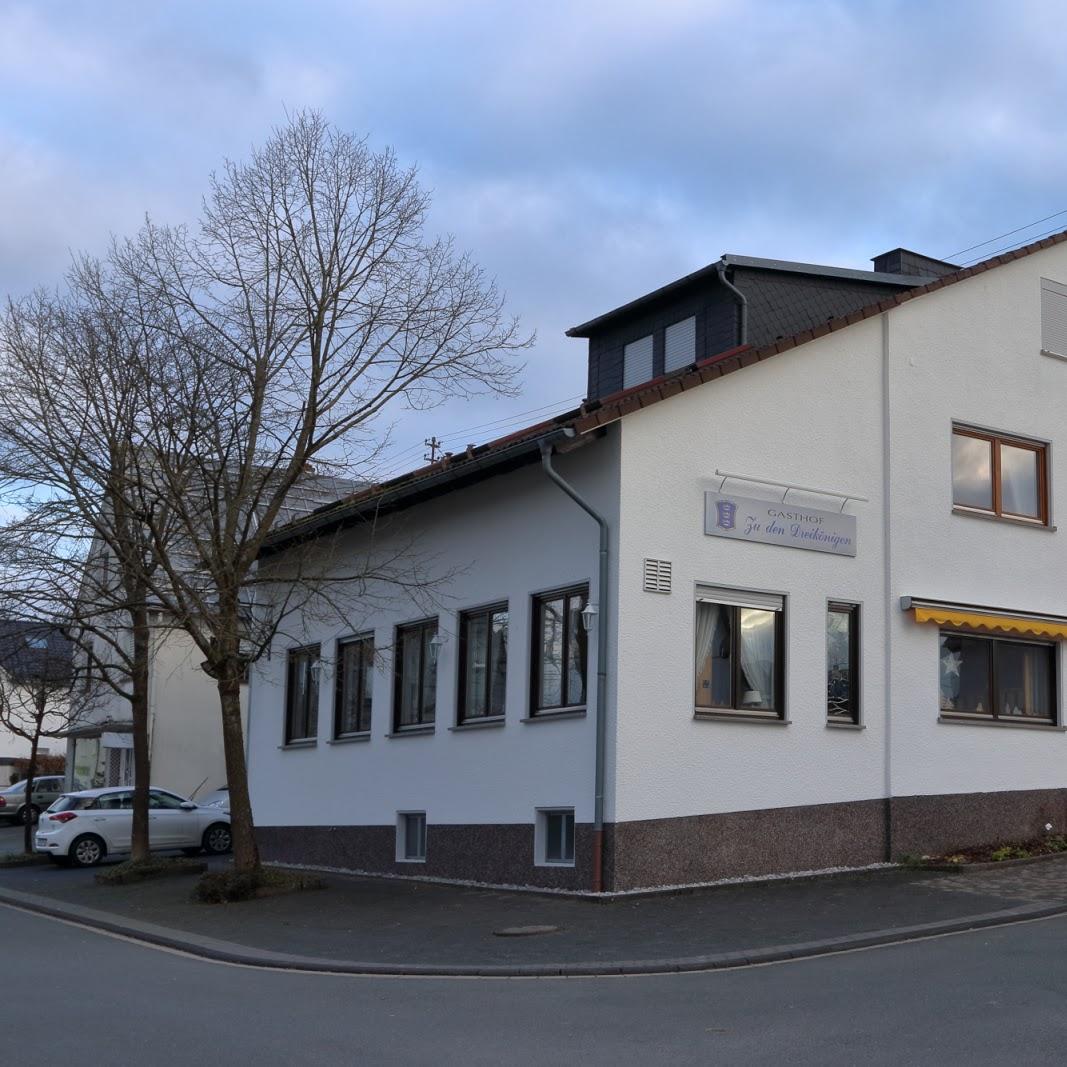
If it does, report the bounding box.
[643,558,672,594]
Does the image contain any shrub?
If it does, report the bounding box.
[192,866,325,904]
[95,857,206,885]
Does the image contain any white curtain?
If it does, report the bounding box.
[739,609,775,708]
[695,602,719,684]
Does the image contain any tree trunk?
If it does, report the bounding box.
[218,664,258,872]
[21,728,39,855]
[129,602,152,862]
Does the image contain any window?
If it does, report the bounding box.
[623,334,654,389]
[148,790,186,809]
[536,808,575,866]
[458,604,508,723]
[951,426,1048,524]
[664,316,696,373]
[695,587,784,718]
[1041,277,1067,358]
[827,603,860,723]
[939,631,1056,722]
[397,812,426,862]
[393,620,437,731]
[335,634,374,737]
[285,645,320,743]
[532,586,588,714]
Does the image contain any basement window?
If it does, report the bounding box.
[536,808,575,866]
[397,812,427,862]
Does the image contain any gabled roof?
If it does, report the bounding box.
[565,252,934,338]
[263,226,1067,554]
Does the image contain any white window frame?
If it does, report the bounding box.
[396,811,427,863]
[534,807,575,867]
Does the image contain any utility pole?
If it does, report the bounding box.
[424,436,442,463]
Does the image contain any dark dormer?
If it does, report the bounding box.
[569,250,959,401]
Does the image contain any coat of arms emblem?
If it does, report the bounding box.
[715,499,737,530]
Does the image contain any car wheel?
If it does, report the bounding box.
[181,847,201,857]
[20,805,40,825]
[69,834,106,868]
[202,823,232,855]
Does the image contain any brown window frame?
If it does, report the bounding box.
[284,644,320,743]
[530,585,589,715]
[952,426,1049,525]
[827,602,860,724]
[392,619,438,731]
[334,633,374,738]
[457,603,508,724]
[938,629,1057,724]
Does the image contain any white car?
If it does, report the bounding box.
[35,787,233,867]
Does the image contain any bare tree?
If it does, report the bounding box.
[100,111,529,874]
[0,621,82,854]
[0,273,180,863]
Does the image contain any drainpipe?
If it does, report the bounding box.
[540,431,609,893]
[716,262,748,345]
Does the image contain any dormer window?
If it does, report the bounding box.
[664,316,696,373]
[622,334,653,389]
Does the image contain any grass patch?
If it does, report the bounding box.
[192,866,326,904]
[0,852,51,868]
[95,857,207,886]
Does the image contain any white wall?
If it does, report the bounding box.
[886,243,1067,799]
[612,319,889,823]
[147,627,243,799]
[247,437,620,828]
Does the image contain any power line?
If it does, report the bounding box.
[945,208,1067,261]
[957,223,1067,268]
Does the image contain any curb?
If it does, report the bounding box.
[2,885,1066,978]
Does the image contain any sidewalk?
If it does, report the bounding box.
[3,857,1067,976]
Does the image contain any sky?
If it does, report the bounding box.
[3,0,1067,479]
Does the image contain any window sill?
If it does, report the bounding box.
[396,857,426,864]
[535,861,576,869]
[951,506,1055,532]
[386,726,436,738]
[1040,348,1067,363]
[694,711,789,725]
[938,714,1066,732]
[521,708,587,723]
[826,720,865,730]
[279,739,317,750]
[449,718,505,732]
[328,733,371,745]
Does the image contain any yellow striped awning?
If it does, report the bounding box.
[903,597,1067,640]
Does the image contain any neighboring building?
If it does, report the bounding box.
[246,232,1067,892]
[66,473,356,800]
[0,621,73,780]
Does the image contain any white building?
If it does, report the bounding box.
[246,233,1067,892]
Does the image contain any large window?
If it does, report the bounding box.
[285,645,320,743]
[695,588,784,718]
[458,604,508,723]
[827,603,860,723]
[393,620,437,731]
[335,634,374,737]
[952,426,1048,524]
[532,586,588,714]
[939,631,1056,722]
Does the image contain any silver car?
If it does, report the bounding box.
[0,776,70,825]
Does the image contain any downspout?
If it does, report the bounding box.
[881,312,894,861]
[716,262,748,345]
[540,431,609,893]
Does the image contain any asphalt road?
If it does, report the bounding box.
[6,901,1067,1065]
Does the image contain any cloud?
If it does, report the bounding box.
[4,0,1067,467]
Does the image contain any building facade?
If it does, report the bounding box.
[247,234,1067,891]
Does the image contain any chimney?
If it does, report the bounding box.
[872,247,959,279]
